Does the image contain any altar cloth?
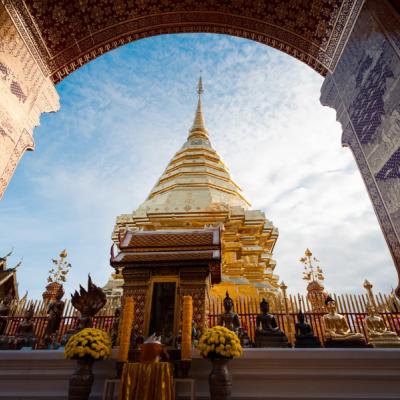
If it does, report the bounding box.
[119,362,174,400]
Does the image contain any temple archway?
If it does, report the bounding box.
[5,0,364,81]
[1,0,400,292]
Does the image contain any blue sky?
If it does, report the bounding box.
[0,34,396,299]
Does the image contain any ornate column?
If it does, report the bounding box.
[0,3,59,198]
[320,0,400,294]
[179,266,209,331]
[121,269,151,336]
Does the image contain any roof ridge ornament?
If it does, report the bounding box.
[189,76,208,139]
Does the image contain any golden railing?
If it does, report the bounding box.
[208,291,400,345]
[2,297,120,343]
[2,291,399,346]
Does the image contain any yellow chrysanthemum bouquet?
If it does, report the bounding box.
[197,326,242,359]
[64,327,112,360]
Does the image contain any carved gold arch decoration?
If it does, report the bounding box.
[4,0,364,83]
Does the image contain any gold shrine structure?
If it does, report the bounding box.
[110,227,221,337]
[110,78,281,335]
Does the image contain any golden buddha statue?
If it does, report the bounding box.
[364,304,400,347]
[323,297,367,347]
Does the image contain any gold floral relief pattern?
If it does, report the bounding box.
[180,285,207,331]
[124,287,147,336]
[5,0,364,81]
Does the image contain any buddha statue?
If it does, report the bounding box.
[364,304,400,347]
[238,327,251,348]
[192,320,200,347]
[323,297,367,347]
[110,306,121,346]
[15,305,37,348]
[294,311,321,348]
[219,292,240,334]
[254,298,289,348]
[0,292,13,336]
[43,289,65,346]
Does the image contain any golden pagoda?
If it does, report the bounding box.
[111,78,280,300]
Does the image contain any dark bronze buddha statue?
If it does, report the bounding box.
[294,311,321,348]
[219,292,240,334]
[110,306,121,346]
[238,327,251,348]
[15,305,37,348]
[254,298,289,348]
[0,292,13,335]
[43,289,65,346]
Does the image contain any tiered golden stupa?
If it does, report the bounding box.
[111,78,280,300]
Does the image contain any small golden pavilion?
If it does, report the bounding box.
[110,78,280,337]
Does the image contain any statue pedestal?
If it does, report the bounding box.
[254,332,289,348]
[294,335,321,348]
[324,338,369,348]
[369,336,400,348]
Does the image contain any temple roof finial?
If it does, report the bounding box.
[189,75,208,138]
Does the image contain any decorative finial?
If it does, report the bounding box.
[363,279,377,308]
[189,76,208,138]
[301,248,325,283]
[197,75,203,96]
[47,251,71,284]
[363,279,372,290]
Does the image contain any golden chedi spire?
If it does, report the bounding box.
[189,76,208,139]
[136,77,250,213]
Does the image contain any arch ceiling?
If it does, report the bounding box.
[6,0,364,83]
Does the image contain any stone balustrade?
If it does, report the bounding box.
[0,348,399,399]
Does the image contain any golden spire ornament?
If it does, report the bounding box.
[301,248,325,283]
[363,279,377,308]
[42,249,71,302]
[189,76,208,138]
[300,249,327,311]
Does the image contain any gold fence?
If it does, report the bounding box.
[6,297,121,318]
[208,291,400,345]
[3,292,400,346]
[3,297,120,342]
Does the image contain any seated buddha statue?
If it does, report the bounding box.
[364,304,400,347]
[323,297,367,347]
[254,298,289,348]
[294,311,321,348]
[219,292,240,334]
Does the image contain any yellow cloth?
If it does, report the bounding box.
[119,362,175,400]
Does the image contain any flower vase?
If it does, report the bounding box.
[208,358,232,400]
[68,358,95,400]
